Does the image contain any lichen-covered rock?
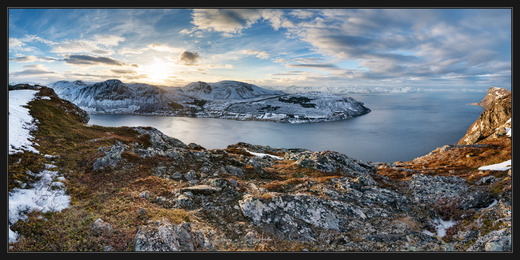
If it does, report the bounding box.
[407,174,492,209]
[92,141,129,171]
[134,219,213,251]
[239,176,413,242]
[287,150,376,176]
[467,228,511,251]
[134,127,188,150]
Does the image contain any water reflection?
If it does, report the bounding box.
[89,92,484,163]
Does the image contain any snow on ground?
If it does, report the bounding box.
[9,166,71,243]
[478,159,512,171]
[9,89,40,154]
[422,218,457,238]
[8,89,71,243]
[484,199,498,210]
[244,149,283,160]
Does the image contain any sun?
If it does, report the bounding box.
[142,58,174,84]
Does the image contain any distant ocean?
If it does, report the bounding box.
[89,91,485,163]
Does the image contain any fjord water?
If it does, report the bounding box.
[89,91,485,163]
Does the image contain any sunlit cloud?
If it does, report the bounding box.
[8,9,511,89]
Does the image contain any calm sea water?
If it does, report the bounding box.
[88,91,485,163]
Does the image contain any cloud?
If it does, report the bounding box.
[289,10,316,19]
[63,55,126,66]
[240,49,270,59]
[9,38,35,52]
[9,55,60,63]
[147,44,184,53]
[287,63,339,69]
[110,69,137,74]
[10,64,56,76]
[51,34,125,55]
[190,9,294,36]
[179,50,200,64]
[287,9,511,81]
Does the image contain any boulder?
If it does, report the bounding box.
[134,219,213,251]
[92,141,129,171]
[287,150,376,176]
[467,228,511,251]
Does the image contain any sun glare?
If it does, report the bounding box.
[142,58,174,84]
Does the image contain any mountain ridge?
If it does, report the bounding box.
[48,79,370,123]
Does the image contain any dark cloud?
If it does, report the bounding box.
[287,63,339,69]
[110,69,137,74]
[11,65,56,76]
[179,50,200,64]
[63,55,125,66]
[9,56,60,63]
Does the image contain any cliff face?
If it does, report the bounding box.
[8,85,511,252]
[469,87,511,109]
[459,91,511,145]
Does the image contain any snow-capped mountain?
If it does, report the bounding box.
[48,79,370,123]
[180,80,284,100]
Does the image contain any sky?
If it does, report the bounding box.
[8,8,512,90]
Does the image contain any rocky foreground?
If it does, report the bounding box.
[8,85,512,252]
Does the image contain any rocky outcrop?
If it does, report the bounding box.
[469,87,511,109]
[286,150,376,176]
[134,219,214,251]
[92,141,129,171]
[458,91,511,145]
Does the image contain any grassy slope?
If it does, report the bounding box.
[9,87,190,251]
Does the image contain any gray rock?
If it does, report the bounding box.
[92,218,112,234]
[180,185,220,195]
[184,170,197,181]
[288,150,376,176]
[134,127,188,149]
[467,228,511,251]
[476,175,497,185]
[134,219,212,251]
[92,141,129,171]
[408,174,468,204]
[225,165,244,177]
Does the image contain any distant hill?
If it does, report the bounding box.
[49,79,370,123]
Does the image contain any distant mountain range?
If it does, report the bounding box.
[48,79,371,123]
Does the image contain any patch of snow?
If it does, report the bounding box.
[506,118,511,124]
[506,127,511,137]
[244,149,283,160]
[478,159,512,171]
[8,167,70,243]
[432,218,457,237]
[484,199,498,209]
[9,89,40,154]
[422,229,435,237]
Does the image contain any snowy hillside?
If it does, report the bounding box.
[49,79,370,123]
[180,80,284,100]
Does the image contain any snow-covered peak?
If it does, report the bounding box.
[180,80,284,100]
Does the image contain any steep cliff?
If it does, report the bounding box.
[459,91,511,145]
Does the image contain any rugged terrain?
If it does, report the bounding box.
[8,84,512,252]
[48,79,370,123]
